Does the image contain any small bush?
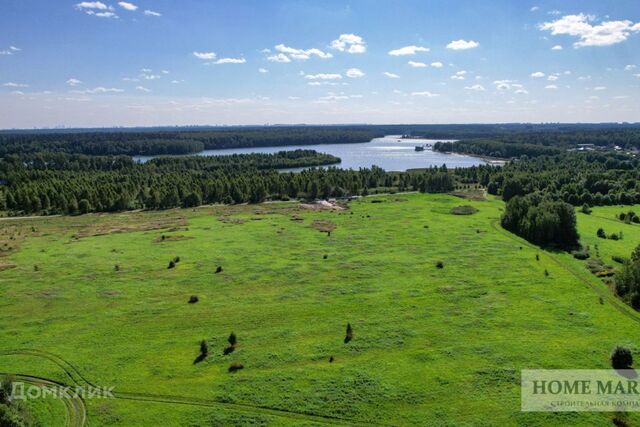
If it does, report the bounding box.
[329,356,334,363]
[228,332,237,346]
[597,228,606,239]
[188,295,199,304]
[228,363,244,372]
[323,254,328,259]
[450,205,478,215]
[571,248,590,260]
[612,255,627,264]
[609,233,620,241]
[168,260,176,269]
[544,269,549,277]
[199,340,209,357]
[114,264,120,271]
[344,323,353,344]
[436,261,444,269]
[536,254,540,261]
[173,256,181,263]
[223,345,235,355]
[215,266,223,273]
[581,204,592,214]
[611,346,633,369]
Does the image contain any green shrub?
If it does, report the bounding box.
[611,346,633,369]
[344,323,353,344]
[228,363,244,372]
[450,205,478,215]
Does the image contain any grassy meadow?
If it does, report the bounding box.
[1,193,640,426]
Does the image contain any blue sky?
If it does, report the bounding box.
[1,0,639,128]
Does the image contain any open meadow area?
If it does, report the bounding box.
[1,194,640,426]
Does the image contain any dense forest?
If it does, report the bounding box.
[0,127,384,156]
[0,151,455,215]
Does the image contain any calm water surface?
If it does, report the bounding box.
[134,135,487,172]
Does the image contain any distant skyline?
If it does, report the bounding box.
[1,0,639,128]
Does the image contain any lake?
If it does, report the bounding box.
[133,135,488,171]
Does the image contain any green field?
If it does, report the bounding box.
[1,194,640,426]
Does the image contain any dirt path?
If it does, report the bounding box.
[0,372,86,427]
[0,349,383,427]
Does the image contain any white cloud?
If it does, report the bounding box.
[274,44,332,61]
[304,73,342,80]
[258,68,269,73]
[3,82,29,88]
[530,71,545,78]
[9,46,20,52]
[408,61,427,68]
[634,73,640,79]
[79,87,124,94]
[118,2,137,11]
[464,84,485,91]
[76,1,109,10]
[545,84,558,89]
[215,57,246,64]
[446,39,479,50]
[624,64,637,71]
[345,68,365,78]
[87,11,118,18]
[193,51,216,60]
[144,10,161,17]
[267,53,291,63]
[451,71,467,80]
[66,78,82,86]
[551,44,563,50]
[547,75,559,81]
[383,72,400,78]
[514,89,529,94]
[135,86,151,92]
[539,14,640,47]
[593,86,606,90]
[411,91,439,97]
[388,45,429,56]
[430,62,443,68]
[288,96,300,100]
[530,6,539,12]
[330,34,366,54]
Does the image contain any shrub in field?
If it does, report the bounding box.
[544,269,549,277]
[228,363,244,372]
[228,332,237,346]
[597,228,606,239]
[188,295,199,304]
[436,261,444,269]
[581,204,591,215]
[612,256,627,264]
[173,256,181,263]
[611,346,633,369]
[168,260,176,269]
[344,323,353,344]
[200,340,208,357]
[571,248,590,260]
[215,266,223,273]
[450,205,478,215]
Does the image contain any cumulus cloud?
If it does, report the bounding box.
[3,82,29,88]
[304,73,342,80]
[410,91,439,97]
[267,53,291,63]
[118,1,137,11]
[408,61,427,68]
[464,84,485,91]
[144,10,161,17]
[530,6,539,12]
[539,14,640,47]
[450,70,467,80]
[193,51,216,60]
[545,84,558,89]
[446,39,479,50]
[66,78,82,86]
[531,71,545,78]
[624,64,637,71]
[258,68,269,73]
[492,80,527,94]
[274,44,332,61]
[551,44,563,50]
[430,62,443,68]
[593,86,606,90]
[345,68,365,78]
[215,57,246,64]
[135,85,151,92]
[547,75,559,81]
[76,1,109,10]
[383,72,400,78]
[330,34,366,53]
[388,45,429,56]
